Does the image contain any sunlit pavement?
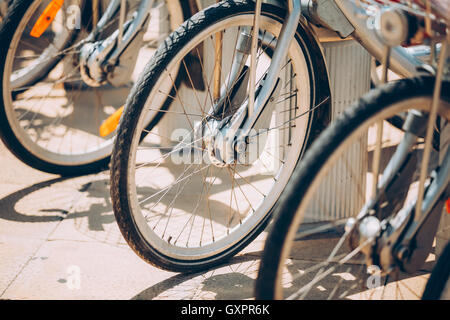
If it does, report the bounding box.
[0,136,437,300]
[0,139,268,299]
[0,56,439,300]
[0,5,441,299]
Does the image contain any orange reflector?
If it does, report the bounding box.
[99,106,124,137]
[446,198,450,214]
[30,0,64,38]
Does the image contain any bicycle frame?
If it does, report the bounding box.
[92,0,433,140]
[241,0,448,274]
[80,0,154,87]
[97,0,153,68]
[333,0,425,78]
[360,101,450,273]
[376,37,450,274]
[222,0,427,154]
[346,0,449,274]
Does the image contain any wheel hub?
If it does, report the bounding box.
[79,42,109,87]
[201,118,240,168]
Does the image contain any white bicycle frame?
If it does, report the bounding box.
[224,0,427,147]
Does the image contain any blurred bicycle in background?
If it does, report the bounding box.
[255,0,450,300]
[0,0,197,175]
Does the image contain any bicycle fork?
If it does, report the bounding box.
[207,0,432,165]
[201,0,302,166]
[347,108,450,274]
[80,0,154,87]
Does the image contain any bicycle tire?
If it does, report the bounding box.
[111,0,331,272]
[422,241,450,300]
[0,0,188,175]
[255,76,450,299]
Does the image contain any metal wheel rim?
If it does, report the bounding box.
[126,12,314,260]
[2,0,185,167]
[274,97,450,299]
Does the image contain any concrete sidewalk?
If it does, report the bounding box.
[0,140,265,300]
[0,139,435,300]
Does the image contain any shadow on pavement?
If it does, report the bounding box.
[132,252,261,300]
[0,176,72,223]
[0,173,122,245]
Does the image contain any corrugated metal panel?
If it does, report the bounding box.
[157,30,372,222]
[305,40,371,222]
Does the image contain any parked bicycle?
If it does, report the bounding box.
[109,0,441,273]
[255,0,449,300]
[0,0,195,175]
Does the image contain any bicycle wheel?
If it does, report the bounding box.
[422,241,450,300]
[0,0,187,175]
[110,0,331,272]
[256,76,450,299]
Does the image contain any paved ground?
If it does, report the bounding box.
[0,140,268,300]
[0,137,439,300]
[0,1,444,299]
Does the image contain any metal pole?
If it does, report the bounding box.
[213,0,224,101]
[118,0,126,45]
[248,0,262,117]
[92,0,99,26]
[213,31,223,101]
[415,37,448,219]
[371,45,390,199]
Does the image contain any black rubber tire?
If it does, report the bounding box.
[422,241,450,300]
[255,76,450,299]
[110,0,331,273]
